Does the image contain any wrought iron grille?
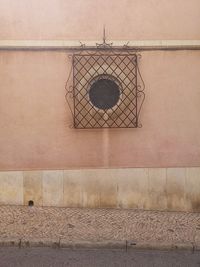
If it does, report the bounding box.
[66,50,145,129]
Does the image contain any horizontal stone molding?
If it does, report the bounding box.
[0,167,200,212]
[0,40,200,50]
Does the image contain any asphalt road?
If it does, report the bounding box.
[0,248,200,267]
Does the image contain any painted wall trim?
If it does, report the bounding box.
[0,40,200,50]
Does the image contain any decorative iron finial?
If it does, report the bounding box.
[96,26,113,48]
[79,41,86,48]
[103,25,106,44]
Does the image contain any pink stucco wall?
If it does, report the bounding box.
[0,50,200,170]
[0,0,200,170]
[0,0,200,40]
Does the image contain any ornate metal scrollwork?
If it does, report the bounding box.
[65,31,145,129]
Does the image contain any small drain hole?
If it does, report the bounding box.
[28,200,34,207]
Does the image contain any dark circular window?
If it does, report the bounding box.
[89,78,120,110]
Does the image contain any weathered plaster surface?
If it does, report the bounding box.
[0,0,200,40]
[0,1,199,211]
[0,51,200,169]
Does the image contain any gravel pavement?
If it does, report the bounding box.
[1,206,200,249]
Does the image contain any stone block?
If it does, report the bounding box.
[64,169,118,208]
[42,170,63,207]
[185,168,200,211]
[82,169,118,208]
[63,170,83,207]
[166,168,186,211]
[0,171,23,205]
[147,168,167,210]
[23,171,42,206]
[117,168,149,209]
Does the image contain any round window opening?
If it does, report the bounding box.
[89,78,120,110]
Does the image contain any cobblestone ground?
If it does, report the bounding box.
[1,206,200,245]
[0,248,200,267]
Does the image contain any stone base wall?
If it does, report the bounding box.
[0,167,200,212]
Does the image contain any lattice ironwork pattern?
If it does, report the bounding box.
[67,51,144,129]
